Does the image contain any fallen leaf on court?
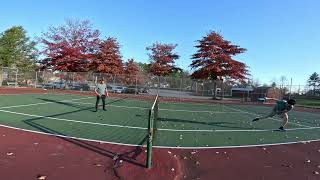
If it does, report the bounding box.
[281,164,293,168]
[113,154,119,160]
[215,152,219,154]
[171,168,175,171]
[190,151,198,155]
[94,163,102,167]
[168,151,172,154]
[6,152,14,156]
[37,175,46,180]
[183,175,188,179]
[306,160,311,163]
[313,171,319,175]
[34,142,39,145]
[173,155,177,157]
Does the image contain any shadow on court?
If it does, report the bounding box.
[37,97,128,111]
[158,117,247,129]
[23,117,148,178]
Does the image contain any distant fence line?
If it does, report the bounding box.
[0,67,318,101]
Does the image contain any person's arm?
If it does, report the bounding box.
[105,86,109,97]
[94,87,100,96]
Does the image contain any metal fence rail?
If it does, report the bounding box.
[1,67,318,101]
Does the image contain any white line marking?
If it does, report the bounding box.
[73,101,239,113]
[0,109,147,130]
[223,105,312,128]
[0,109,319,133]
[0,97,94,109]
[75,101,150,110]
[0,124,320,149]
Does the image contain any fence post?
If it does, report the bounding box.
[35,71,38,88]
[15,69,18,88]
[0,67,3,87]
[289,78,292,99]
[157,76,160,95]
[135,75,138,95]
[180,76,183,101]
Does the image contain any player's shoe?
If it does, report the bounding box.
[252,118,260,122]
[279,126,286,131]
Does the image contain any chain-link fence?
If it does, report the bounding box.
[1,68,319,101]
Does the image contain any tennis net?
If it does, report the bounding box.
[146,94,159,169]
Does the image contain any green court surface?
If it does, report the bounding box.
[1,93,320,148]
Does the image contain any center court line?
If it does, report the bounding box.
[0,97,94,109]
[222,105,312,128]
[0,109,319,132]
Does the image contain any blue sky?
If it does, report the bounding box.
[1,0,319,85]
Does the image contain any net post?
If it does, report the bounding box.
[146,109,154,169]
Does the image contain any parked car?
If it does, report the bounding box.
[71,83,90,91]
[104,84,127,93]
[123,86,139,94]
[53,81,66,89]
[43,82,65,89]
[112,86,126,93]
[43,82,54,89]
[123,86,148,94]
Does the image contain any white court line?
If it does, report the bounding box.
[74,101,150,110]
[0,123,320,149]
[0,97,94,109]
[0,109,147,130]
[223,105,312,128]
[159,108,240,114]
[0,109,319,133]
[73,101,240,113]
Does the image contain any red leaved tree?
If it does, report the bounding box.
[146,43,179,76]
[93,37,124,75]
[124,59,140,85]
[40,19,100,71]
[190,31,248,99]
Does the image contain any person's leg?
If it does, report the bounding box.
[279,113,288,131]
[95,95,100,111]
[252,111,276,122]
[101,95,106,110]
